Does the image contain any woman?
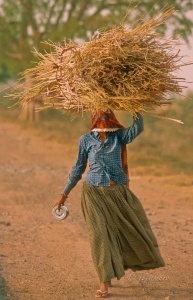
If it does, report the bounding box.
[56,111,165,298]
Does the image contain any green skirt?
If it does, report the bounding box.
[81,182,165,282]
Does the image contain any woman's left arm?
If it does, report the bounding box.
[118,112,144,144]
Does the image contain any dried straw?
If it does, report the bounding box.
[8,5,188,119]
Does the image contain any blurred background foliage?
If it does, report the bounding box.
[0,0,193,176]
[0,0,193,78]
[1,90,193,176]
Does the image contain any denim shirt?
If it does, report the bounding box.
[63,113,144,195]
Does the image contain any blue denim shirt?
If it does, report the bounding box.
[64,113,144,195]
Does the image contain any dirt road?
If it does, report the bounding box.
[0,117,193,300]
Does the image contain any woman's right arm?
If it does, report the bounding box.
[55,136,88,210]
[63,136,88,195]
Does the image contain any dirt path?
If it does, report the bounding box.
[0,117,193,300]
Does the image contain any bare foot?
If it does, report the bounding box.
[100,281,108,292]
[95,282,108,298]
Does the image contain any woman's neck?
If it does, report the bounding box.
[98,132,107,142]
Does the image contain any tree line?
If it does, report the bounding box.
[0,0,193,80]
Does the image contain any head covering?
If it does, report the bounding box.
[90,110,124,132]
[90,110,129,187]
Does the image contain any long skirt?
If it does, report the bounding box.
[81,182,165,282]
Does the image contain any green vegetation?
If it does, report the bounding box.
[126,95,193,175]
[0,0,193,79]
[0,92,193,175]
[0,2,192,178]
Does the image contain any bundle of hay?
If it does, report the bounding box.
[9,5,187,119]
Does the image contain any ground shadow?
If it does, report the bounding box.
[0,263,15,300]
[109,285,193,299]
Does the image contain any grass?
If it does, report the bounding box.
[0,90,193,176]
[124,95,193,175]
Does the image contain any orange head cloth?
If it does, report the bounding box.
[90,110,129,187]
[91,110,124,130]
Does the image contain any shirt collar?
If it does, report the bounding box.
[91,128,119,132]
[93,131,99,137]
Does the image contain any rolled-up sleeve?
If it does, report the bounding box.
[63,136,88,195]
[118,112,144,144]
